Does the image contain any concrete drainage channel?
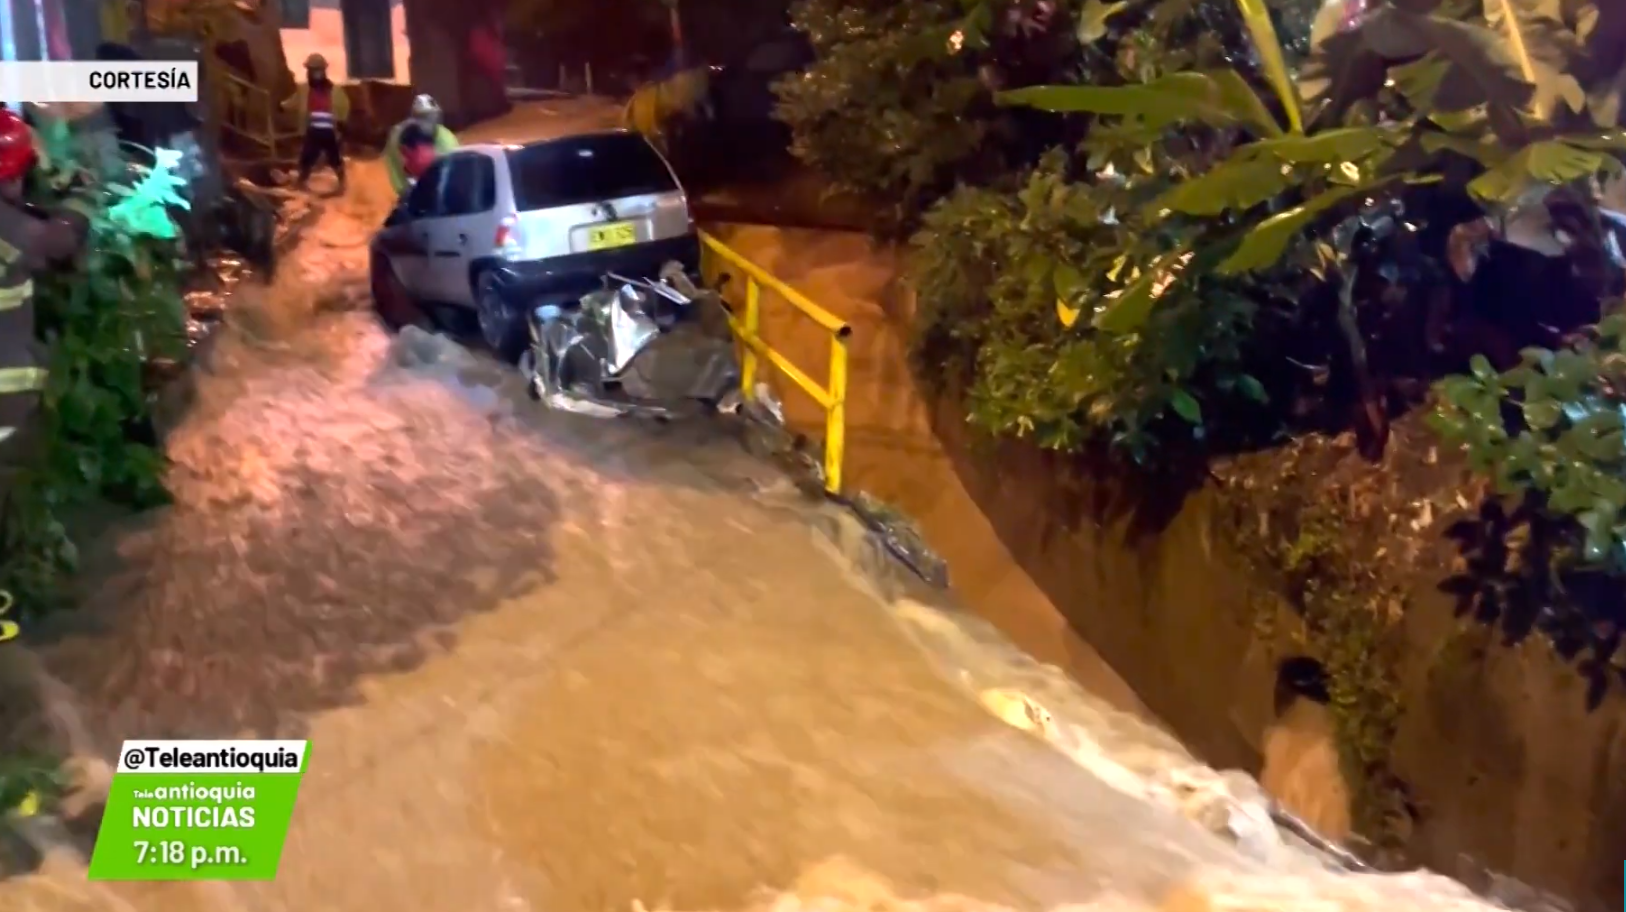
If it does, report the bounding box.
[737,399,1459,888]
[763,407,1580,912]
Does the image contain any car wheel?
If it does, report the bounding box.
[475,270,526,363]
[371,249,431,332]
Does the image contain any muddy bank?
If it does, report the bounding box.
[701,222,1626,912]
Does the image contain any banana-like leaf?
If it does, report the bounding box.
[998,70,1282,136]
[1565,131,1626,149]
[1481,0,1587,120]
[1077,0,1132,43]
[1092,245,1193,333]
[1142,125,1401,220]
[1217,184,1370,274]
[1467,138,1623,202]
[1421,131,1514,165]
[1144,155,1298,218]
[1233,0,1302,133]
[1389,53,1452,110]
[1257,125,1408,164]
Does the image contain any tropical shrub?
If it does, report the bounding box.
[775,0,1097,228]
[915,0,1626,460]
[774,0,990,226]
[0,118,190,610]
[1432,313,1626,572]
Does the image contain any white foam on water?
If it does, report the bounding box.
[649,582,1512,912]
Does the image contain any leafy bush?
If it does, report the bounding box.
[0,119,190,610]
[1432,314,1626,572]
[914,0,1626,460]
[775,0,991,226]
[910,152,1270,457]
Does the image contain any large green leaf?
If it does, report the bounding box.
[1143,154,1298,218]
[1388,53,1453,110]
[1141,125,1401,220]
[997,69,1283,136]
[1233,0,1301,133]
[1257,125,1408,164]
[1076,0,1132,43]
[1421,130,1514,165]
[1217,183,1370,274]
[1467,138,1623,201]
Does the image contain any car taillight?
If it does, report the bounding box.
[496,215,523,259]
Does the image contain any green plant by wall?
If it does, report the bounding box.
[0,120,190,611]
[908,151,1269,458]
[1431,312,1626,573]
[1257,505,1407,843]
[775,0,992,229]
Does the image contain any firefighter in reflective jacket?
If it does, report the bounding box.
[284,53,350,192]
[385,94,458,198]
[0,107,92,509]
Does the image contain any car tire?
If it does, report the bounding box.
[474,270,527,363]
[371,249,432,332]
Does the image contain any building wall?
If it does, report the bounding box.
[280,0,408,83]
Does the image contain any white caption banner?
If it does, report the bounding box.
[0,61,199,104]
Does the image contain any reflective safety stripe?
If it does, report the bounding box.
[309,112,335,128]
[0,366,47,394]
[0,427,13,444]
[0,280,32,311]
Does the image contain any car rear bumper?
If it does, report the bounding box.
[484,233,702,304]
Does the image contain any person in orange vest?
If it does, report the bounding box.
[284,53,351,192]
[0,107,92,519]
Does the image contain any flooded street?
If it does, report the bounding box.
[0,102,1510,912]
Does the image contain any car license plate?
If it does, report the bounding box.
[585,222,637,251]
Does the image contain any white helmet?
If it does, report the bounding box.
[410,94,441,120]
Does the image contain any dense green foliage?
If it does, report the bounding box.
[1433,315,1626,571]
[775,0,995,225]
[784,0,1626,478]
[909,152,1269,455]
[0,119,190,611]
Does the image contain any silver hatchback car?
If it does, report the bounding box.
[370,129,700,359]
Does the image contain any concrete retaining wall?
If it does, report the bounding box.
[704,221,1626,912]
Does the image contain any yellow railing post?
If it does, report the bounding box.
[741,277,761,396]
[824,335,848,494]
[698,229,851,495]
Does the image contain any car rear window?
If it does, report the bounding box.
[506,134,679,210]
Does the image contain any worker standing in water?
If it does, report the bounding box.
[385,95,459,199]
[285,53,350,193]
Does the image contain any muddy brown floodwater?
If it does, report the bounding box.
[0,101,1512,912]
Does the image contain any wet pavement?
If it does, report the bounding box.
[0,101,1511,912]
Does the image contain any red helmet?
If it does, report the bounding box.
[0,109,36,182]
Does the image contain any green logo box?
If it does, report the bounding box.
[87,740,309,881]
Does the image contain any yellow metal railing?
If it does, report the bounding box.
[699,230,852,495]
[216,66,301,159]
